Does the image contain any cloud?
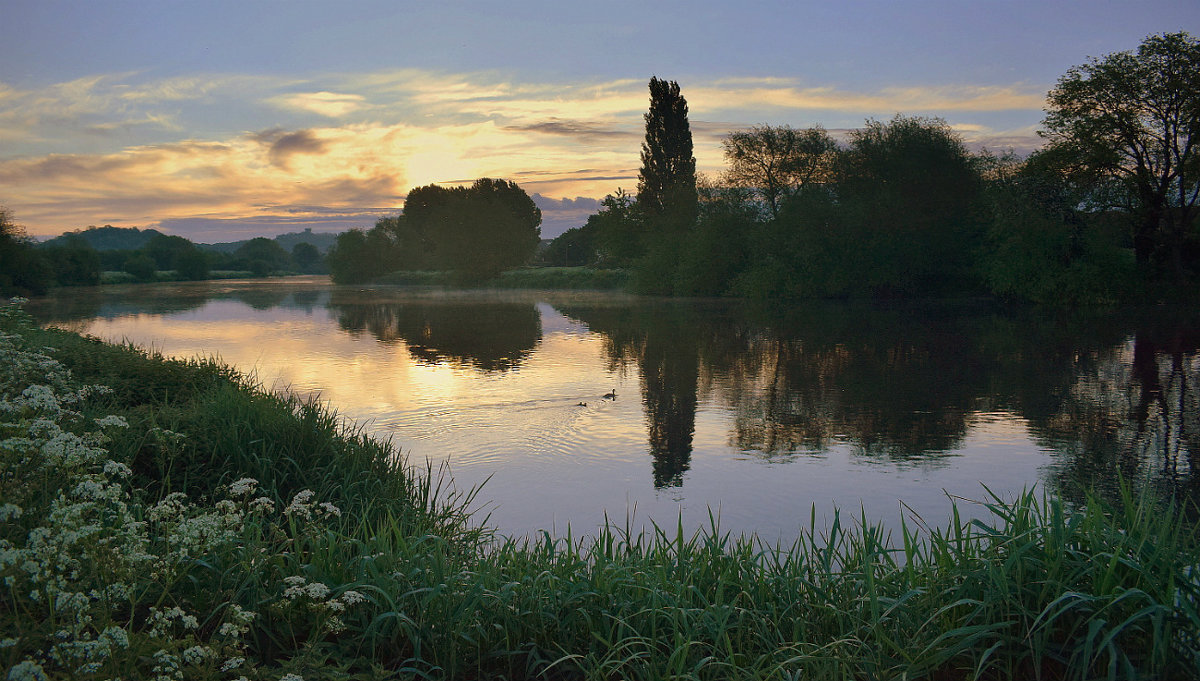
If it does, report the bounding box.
[529,193,604,239]
[531,194,602,212]
[689,82,1045,114]
[265,129,328,168]
[2,67,1052,238]
[270,91,367,117]
[504,118,638,142]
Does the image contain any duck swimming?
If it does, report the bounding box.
[602,389,617,400]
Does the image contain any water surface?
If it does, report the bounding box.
[29,277,1200,539]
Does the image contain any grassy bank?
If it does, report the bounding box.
[1,299,1198,680]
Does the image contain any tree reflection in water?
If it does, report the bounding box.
[565,299,1200,506]
[329,291,542,373]
[1032,319,1200,506]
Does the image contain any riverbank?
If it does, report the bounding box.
[2,299,1197,680]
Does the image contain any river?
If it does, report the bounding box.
[26,277,1200,540]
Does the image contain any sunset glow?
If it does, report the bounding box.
[2,1,1195,241]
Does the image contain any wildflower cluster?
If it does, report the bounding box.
[0,302,343,680]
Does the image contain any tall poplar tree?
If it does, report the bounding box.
[637,77,698,231]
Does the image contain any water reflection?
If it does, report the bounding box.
[328,291,542,372]
[24,279,1200,530]
[562,304,702,487]
[1031,319,1200,505]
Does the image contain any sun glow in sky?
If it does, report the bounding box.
[2,0,1197,241]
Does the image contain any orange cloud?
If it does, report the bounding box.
[0,68,1048,237]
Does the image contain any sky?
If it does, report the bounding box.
[2,1,1198,242]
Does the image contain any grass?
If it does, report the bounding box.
[2,300,1198,680]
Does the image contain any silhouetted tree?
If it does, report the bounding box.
[327,228,400,284]
[291,242,322,273]
[0,207,52,295]
[1042,31,1200,279]
[404,179,542,282]
[42,237,101,286]
[832,115,984,295]
[143,234,197,271]
[582,189,641,267]
[637,77,697,231]
[174,247,211,281]
[979,150,1133,303]
[722,125,839,219]
[122,253,157,282]
[234,237,291,274]
[543,227,596,267]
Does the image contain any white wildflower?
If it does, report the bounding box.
[18,385,59,412]
[182,645,214,666]
[148,493,189,522]
[284,489,315,518]
[102,460,132,478]
[339,589,365,605]
[248,496,275,513]
[317,502,341,518]
[227,477,258,497]
[94,415,128,429]
[6,660,48,681]
[99,626,128,649]
[220,657,245,672]
[0,504,21,521]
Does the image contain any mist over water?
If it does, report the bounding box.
[28,277,1200,540]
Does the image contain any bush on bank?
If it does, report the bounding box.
[1,299,1197,680]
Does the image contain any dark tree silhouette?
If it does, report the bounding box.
[1042,31,1200,278]
[722,125,839,219]
[637,77,697,230]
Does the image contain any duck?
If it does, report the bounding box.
[602,389,617,400]
[576,401,588,407]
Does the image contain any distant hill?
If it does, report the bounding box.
[39,225,163,251]
[204,228,340,255]
[39,225,342,255]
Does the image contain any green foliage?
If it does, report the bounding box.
[980,153,1136,304]
[39,236,102,287]
[174,247,211,281]
[835,115,985,295]
[0,207,53,296]
[38,224,163,251]
[427,178,542,283]
[1042,31,1200,279]
[233,237,291,274]
[330,179,542,284]
[290,242,322,273]
[327,227,401,284]
[542,226,595,267]
[584,188,643,267]
[121,253,157,282]
[143,233,197,270]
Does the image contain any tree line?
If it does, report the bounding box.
[0,219,326,295]
[552,32,1199,304]
[5,32,1195,303]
